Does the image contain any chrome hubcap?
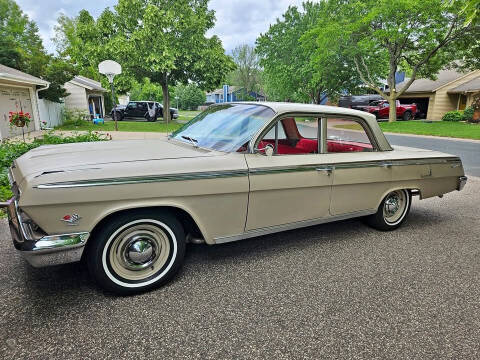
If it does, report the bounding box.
[123,235,158,270]
[384,195,400,216]
[108,223,171,281]
[383,190,408,224]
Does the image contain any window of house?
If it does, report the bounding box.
[326,118,374,153]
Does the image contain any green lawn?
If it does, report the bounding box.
[179,110,201,119]
[57,120,183,133]
[335,121,480,140]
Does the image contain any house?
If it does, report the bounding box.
[395,69,480,120]
[205,85,266,104]
[64,76,107,118]
[0,64,49,140]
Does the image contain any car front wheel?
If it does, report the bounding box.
[86,210,186,294]
[364,189,411,231]
[402,111,413,121]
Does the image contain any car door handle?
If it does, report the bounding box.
[316,167,333,175]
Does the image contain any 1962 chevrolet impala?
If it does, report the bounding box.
[2,102,467,294]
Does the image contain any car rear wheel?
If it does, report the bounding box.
[364,189,411,231]
[86,210,186,295]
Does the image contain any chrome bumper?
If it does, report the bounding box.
[458,176,468,191]
[5,198,89,267]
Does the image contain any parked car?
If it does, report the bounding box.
[3,102,467,294]
[362,100,417,120]
[111,101,179,121]
[338,95,383,111]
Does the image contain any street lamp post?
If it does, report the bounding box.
[98,60,122,131]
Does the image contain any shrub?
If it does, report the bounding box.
[0,131,110,216]
[461,107,474,122]
[62,108,90,126]
[442,110,463,122]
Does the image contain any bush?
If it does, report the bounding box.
[442,110,463,122]
[62,108,90,126]
[0,131,110,216]
[462,107,474,122]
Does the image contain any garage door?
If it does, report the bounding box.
[0,86,35,140]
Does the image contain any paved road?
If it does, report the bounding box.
[1,177,479,359]
[386,134,480,177]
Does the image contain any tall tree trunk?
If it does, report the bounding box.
[161,73,170,127]
[388,93,397,122]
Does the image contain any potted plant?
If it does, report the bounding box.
[471,94,480,123]
[8,111,31,128]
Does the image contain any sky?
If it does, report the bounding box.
[15,0,304,55]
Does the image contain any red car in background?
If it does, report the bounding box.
[363,100,417,120]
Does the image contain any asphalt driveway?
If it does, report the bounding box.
[1,177,479,359]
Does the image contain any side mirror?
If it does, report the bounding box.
[255,143,274,156]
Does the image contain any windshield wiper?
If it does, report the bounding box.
[181,135,198,147]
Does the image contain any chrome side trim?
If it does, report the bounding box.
[36,169,248,189]
[250,157,461,175]
[214,209,376,244]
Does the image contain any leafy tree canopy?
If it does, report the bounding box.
[174,83,205,110]
[229,44,262,94]
[256,1,361,104]
[0,0,76,102]
[309,0,479,121]
[56,0,234,123]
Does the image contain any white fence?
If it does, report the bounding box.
[38,99,64,128]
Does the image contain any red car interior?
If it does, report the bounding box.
[238,117,373,154]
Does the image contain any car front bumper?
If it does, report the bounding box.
[2,198,89,268]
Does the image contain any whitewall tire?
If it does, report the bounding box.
[87,210,186,295]
[364,189,411,231]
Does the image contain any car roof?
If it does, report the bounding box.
[226,101,376,118]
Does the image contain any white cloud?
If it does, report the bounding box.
[15,0,306,54]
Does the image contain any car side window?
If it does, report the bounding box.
[326,118,374,153]
[258,117,320,155]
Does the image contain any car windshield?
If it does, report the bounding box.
[170,104,275,152]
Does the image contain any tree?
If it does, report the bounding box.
[256,2,360,104]
[229,44,261,95]
[463,0,480,24]
[60,0,234,125]
[130,78,165,102]
[174,83,205,110]
[0,0,76,102]
[310,0,479,121]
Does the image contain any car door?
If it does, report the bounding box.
[325,116,393,215]
[124,102,136,118]
[245,116,333,231]
[378,102,389,118]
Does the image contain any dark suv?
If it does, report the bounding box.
[111,101,179,122]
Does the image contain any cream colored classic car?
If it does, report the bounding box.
[2,102,467,294]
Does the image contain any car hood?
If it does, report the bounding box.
[13,139,221,182]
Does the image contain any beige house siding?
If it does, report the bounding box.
[431,70,480,120]
[64,82,88,112]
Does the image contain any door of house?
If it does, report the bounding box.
[0,86,35,140]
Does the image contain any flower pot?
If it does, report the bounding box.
[15,119,26,128]
[473,110,480,123]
